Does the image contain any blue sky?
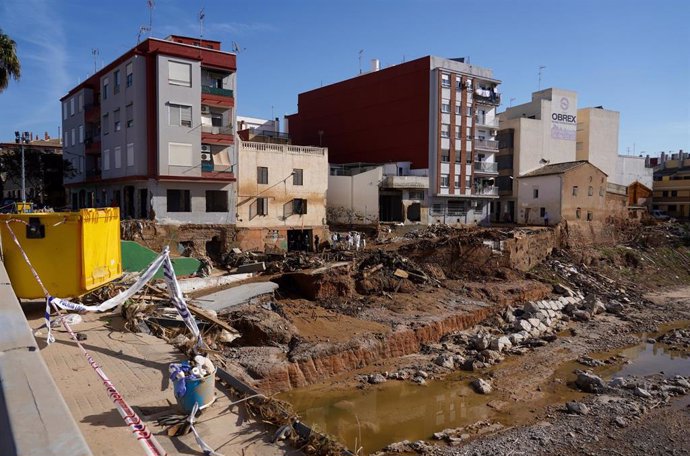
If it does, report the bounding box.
[1,0,688,155]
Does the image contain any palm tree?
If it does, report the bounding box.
[0,29,21,92]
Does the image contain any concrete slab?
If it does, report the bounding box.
[177,272,253,294]
[195,282,279,313]
[26,308,293,456]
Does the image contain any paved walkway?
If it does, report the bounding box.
[24,303,296,456]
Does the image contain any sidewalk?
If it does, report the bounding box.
[25,303,297,456]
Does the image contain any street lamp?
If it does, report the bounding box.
[14,131,30,204]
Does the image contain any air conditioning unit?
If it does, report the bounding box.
[490,129,498,136]
[201,106,211,114]
[200,153,211,162]
[201,145,211,153]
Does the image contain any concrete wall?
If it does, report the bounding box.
[576,107,619,180]
[149,180,236,224]
[156,55,202,177]
[560,163,608,222]
[327,167,382,224]
[614,155,653,188]
[236,141,328,230]
[517,174,562,224]
[101,55,149,179]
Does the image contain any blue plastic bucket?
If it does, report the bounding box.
[176,368,216,413]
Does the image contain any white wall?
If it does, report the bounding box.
[614,155,653,188]
[516,174,562,224]
[327,167,382,224]
[576,108,619,180]
[149,180,236,224]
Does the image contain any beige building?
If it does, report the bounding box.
[235,140,328,251]
[576,107,620,182]
[517,161,608,225]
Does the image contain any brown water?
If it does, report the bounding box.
[280,323,690,454]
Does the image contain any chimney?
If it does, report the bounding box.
[44,131,49,140]
[371,58,380,72]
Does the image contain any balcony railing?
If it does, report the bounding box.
[202,125,233,135]
[474,90,501,105]
[474,161,498,173]
[475,118,498,128]
[474,138,499,150]
[241,140,326,156]
[201,86,234,97]
[381,175,429,189]
[476,186,498,196]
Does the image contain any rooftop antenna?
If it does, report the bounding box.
[91,48,99,74]
[231,41,245,53]
[147,0,155,37]
[509,97,516,107]
[199,8,205,42]
[538,65,546,90]
[358,49,364,74]
[137,25,150,44]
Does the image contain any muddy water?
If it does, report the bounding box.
[280,323,690,454]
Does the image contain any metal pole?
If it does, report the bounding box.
[21,143,26,203]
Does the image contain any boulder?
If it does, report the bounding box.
[566,401,590,415]
[412,376,426,385]
[471,334,491,351]
[573,310,591,322]
[674,377,690,389]
[478,349,503,364]
[605,300,625,314]
[609,377,626,388]
[585,298,606,315]
[527,318,542,328]
[460,359,484,371]
[633,387,652,398]
[434,354,455,369]
[575,371,606,393]
[503,310,516,324]
[368,373,387,384]
[490,336,513,353]
[514,319,532,332]
[523,302,541,314]
[613,416,628,428]
[471,378,493,394]
[508,333,525,345]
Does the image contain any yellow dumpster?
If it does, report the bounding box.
[0,208,122,299]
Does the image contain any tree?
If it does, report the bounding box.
[0,29,21,92]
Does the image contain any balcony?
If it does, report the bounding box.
[474,161,498,174]
[474,138,499,151]
[84,135,101,155]
[474,89,501,106]
[201,86,233,97]
[381,175,429,189]
[475,186,498,196]
[475,118,498,128]
[201,125,233,146]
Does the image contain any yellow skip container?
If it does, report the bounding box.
[0,208,122,299]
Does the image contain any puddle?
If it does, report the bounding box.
[280,322,690,454]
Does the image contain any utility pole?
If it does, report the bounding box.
[14,131,30,204]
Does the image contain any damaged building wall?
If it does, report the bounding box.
[500,227,562,271]
[149,180,237,224]
[327,167,382,225]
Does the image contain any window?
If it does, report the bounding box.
[250,197,268,219]
[441,124,450,138]
[455,103,462,115]
[292,168,303,185]
[441,149,450,162]
[466,107,473,117]
[540,207,546,217]
[671,190,678,197]
[533,188,539,198]
[103,149,110,171]
[103,77,109,100]
[257,197,268,216]
[454,175,460,188]
[205,190,228,212]
[441,174,450,187]
[576,207,582,219]
[167,189,191,212]
[466,126,472,137]
[599,187,604,197]
[668,204,677,211]
[126,103,133,128]
[78,94,83,112]
[169,104,192,127]
[63,131,68,146]
[455,125,462,139]
[126,62,133,87]
[168,61,192,87]
[114,109,121,132]
[257,166,268,184]
[63,102,68,120]
[409,190,424,200]
[113,70,120,93]
[103,113,109,134]
[588,186,593,196]
[455,78,463,90]
[70,97,75,116]
[168,143,193,166]
[662,191,669,197]
[441,73,450,88]
[455,151,462,163]
[71,128,75,146]
[126,143,134,167]
[293,198,308,215]
[441,99,450,113]
[114,146,121,168]
[79,125,84,143]
[586,211,593,221]
[572,186,578,196]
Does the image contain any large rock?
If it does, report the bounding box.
[471,378,493,394]
[368,373,387,384]
[634,387,652,398]
[584,297,606,315]
[576,371,606,393]
[553,283,576,297]
[471,334,491,351]
[527,318,542,328]
[508,333,525,345]
[566,401,590,415]
[490,336,513,353]
[606,300,625,314]
[434,354,455,369]
[514,319,532,332]
[523,302,541,314]
[503,309,516,324]
[573,310,591,322]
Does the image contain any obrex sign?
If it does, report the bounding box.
[552,113,576,123]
